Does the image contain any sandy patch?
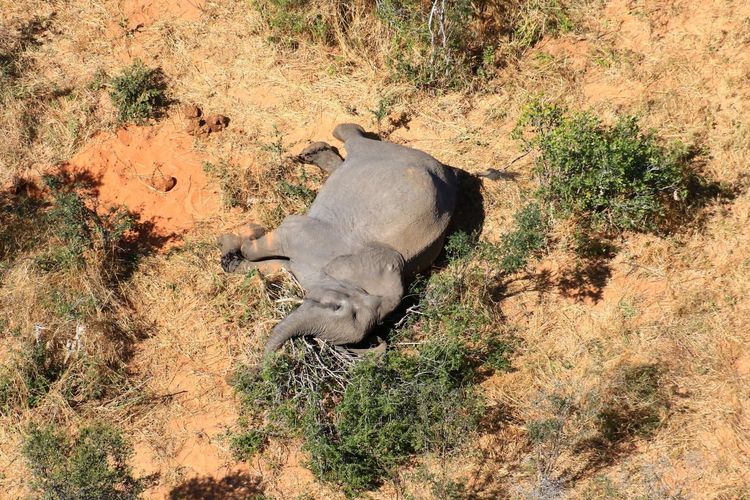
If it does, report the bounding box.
[62,119,221,248]
[120,0,206,28]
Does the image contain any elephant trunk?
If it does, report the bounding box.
[264,306,323,356]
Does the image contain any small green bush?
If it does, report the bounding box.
[37,175,134,272]
[23,423,144,500]
[515,100,691,233]
[109,59,167,125]
[497,202,549,275]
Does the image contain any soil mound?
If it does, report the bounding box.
[62,120,221,247]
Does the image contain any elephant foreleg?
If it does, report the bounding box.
[226,258,290,275]
[240,230,287,261]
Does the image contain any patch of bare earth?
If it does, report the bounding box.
[62,118,222,247]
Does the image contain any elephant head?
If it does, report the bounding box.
[264,244,405,355]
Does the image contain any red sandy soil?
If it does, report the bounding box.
[62,118,221,247]
[120,0,206,28]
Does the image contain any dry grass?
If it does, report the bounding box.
[1,0,749,498]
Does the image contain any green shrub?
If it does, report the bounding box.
[443,230,478,263]
[515,101,691,233]
[37,175,134,272]
[232,335,482,495]
[497,202,549,274]
[108,59,167,125]
[23,423,144,500]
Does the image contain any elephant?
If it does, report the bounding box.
[219,123,458,355]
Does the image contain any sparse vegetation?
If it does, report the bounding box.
[496,202,550,274]
[109,59,167,125]
[23,423,144,499]
[252,0,580,89]
[0,340,62,413]
[1,0,748,497]
[515,100,692,234]
[594,363,668,443]
[0,176,141,417]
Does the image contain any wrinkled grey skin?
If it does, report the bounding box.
[219,124,457,355]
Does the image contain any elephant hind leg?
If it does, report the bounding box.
[332,123,366,142]
[240,230,287,261]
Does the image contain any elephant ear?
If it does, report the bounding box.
[322,244,405,320]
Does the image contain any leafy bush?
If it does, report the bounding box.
[233,336,481,495]
[497,202,549,274]
[515,100,691,233]
[37,175,135,272]
[23,423,144,499]
[109,59,167,125]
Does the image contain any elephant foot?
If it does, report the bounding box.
[221,252,289,275]
[296,142,343,173]
[220,250,245,273]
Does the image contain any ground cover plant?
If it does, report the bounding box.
[0,175,143,417]
[23,423,144,499]
[252,0,579,89]
[514,99,694,235]
[108,59,167,125]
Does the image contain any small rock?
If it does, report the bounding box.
[182,104,202,119]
